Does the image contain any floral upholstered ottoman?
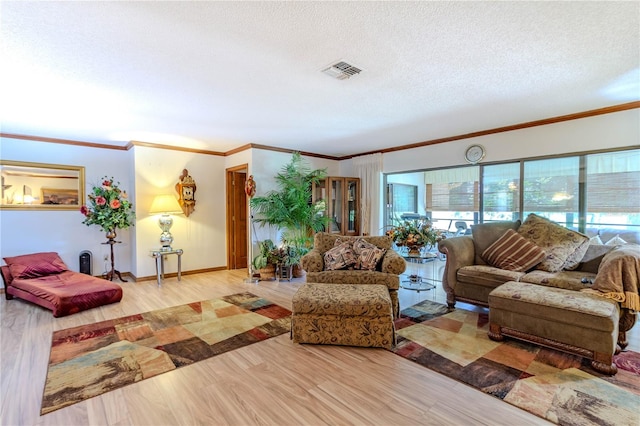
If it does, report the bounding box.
[488,281,619,375]
[291,283,396,349]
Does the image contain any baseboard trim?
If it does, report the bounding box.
[133,266,227,282]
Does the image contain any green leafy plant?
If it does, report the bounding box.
[80,177,136,233]
[250,152,330,254]
[252,239,280,269]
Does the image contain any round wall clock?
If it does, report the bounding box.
[464,144,486,164]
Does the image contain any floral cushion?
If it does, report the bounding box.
[3,252,68,280]
[490,281,619,328]
[353,238,386,271]
[517,213,589,273]
[352,237,373,255]
[357,247,386,271]
[334,237,354,249]
[481,229,546,272]
[314,232,392,253]
[323,242,357,270]
[562,238,591,271]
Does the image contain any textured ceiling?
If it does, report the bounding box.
[1,1,638,157]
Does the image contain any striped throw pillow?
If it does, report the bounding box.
[481,229,546,272]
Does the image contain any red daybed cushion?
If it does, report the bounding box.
[2,252,122,317]
[4,251,68,279]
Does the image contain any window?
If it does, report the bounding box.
[424,167,479,231]
[483,163,520,222]
[585,150,640,231]
[384,148,639,234]
[387,183,418,221]
[523,157,580,227]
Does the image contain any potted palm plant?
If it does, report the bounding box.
[250,152,330,277]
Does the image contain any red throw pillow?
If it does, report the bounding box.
[3,252,69,279]
[481,229,546,272]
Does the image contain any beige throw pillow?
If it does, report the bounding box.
[517,213,589,273]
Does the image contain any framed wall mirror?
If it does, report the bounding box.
[0,160,85,210]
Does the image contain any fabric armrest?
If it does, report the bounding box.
[301,249,323,273]
[1,265,13,287]
[438,236,475,267]
[1,265,14,300]
[438,236,475,306]
[381,250,406,275]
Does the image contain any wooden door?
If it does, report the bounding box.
[226,166,248,270]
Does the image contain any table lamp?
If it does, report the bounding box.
[149,194,183,250]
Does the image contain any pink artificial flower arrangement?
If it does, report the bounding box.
[80,177,135,232]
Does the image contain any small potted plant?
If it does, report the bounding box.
[252,239,278,280]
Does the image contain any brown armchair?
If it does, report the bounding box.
[300,232,406,317]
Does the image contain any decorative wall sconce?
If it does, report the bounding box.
[149,194,183,249]
[245,175,256,198]
[175,169,196,217]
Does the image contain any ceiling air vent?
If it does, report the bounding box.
[321,61,362,80]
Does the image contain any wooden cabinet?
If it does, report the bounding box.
[313,177,360,236]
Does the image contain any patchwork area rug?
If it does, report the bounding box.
[41,293,291,415]
[393,300,640,425]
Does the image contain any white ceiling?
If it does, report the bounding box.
[1,1,638,158]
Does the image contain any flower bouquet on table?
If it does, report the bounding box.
[386,218,446,256]
[80,177,136,236]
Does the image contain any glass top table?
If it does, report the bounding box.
[150,248,183,286]
[400,252,438,292]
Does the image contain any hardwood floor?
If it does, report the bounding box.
[1,264,633,426]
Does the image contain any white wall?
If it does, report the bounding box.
[0,137,134,275]
[132,146,227,279]
[383,109,640,173]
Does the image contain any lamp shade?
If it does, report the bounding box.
[149,194,182,214]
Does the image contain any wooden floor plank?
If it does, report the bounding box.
[2,266,632,425]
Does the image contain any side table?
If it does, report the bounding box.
[150,248,183,286]
[400,252,438,292]
[103,237,127,282]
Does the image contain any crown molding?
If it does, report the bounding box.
[346,101,640,159]
[2,101,637,160]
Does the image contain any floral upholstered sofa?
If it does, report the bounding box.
[300,232,407,318]
[438,213,639,348]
